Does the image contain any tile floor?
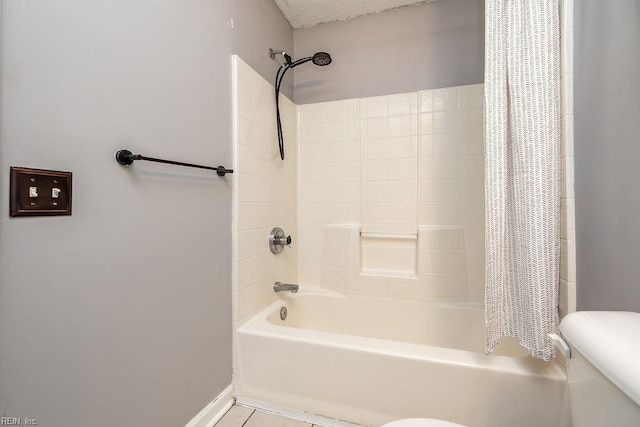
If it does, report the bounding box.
[215,405,360,427]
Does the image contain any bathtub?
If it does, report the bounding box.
[236,290,571,427]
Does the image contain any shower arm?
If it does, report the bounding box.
[269,48,313,69]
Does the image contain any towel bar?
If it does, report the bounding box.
[115,149,233,177]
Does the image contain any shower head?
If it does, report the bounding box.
[270,48,332,69]
[291,51,333,68]
[312,52,332,66]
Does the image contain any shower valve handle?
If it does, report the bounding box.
[274,235,292,247]
[269,227,292,254]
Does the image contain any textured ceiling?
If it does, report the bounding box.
[274,0,435,29]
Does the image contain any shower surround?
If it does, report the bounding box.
[231,55,298,326]
[232,53,486,329]
[297,84,485,302]
[231,51,574,425]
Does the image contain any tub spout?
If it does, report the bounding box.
[274,282,299,293]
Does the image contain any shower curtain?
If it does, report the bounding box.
[484,0,561,361]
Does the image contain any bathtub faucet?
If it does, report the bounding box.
[274,282,299,293]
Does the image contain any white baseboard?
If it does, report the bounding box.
[186,384,235,427]
[236,396,362,427]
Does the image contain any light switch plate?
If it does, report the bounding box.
[10,167,72,217]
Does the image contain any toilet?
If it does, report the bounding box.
[382,419,465,427]
[383,311,640,427]
[559,311,640,426]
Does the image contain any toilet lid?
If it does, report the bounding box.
[382,418,467,427]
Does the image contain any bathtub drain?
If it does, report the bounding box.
[280,306,287,321]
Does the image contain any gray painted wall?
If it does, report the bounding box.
[574,1,640,311]
[293,0,485,104]
[233,0,294,99]
[0,1,233,426]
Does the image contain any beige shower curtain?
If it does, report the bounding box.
[484,0,561,361]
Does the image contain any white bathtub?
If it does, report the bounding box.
[236,290,571,427]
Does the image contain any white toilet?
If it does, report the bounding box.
[383,311,640,427]
[559,311,640,427]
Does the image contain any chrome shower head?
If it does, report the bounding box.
[312,52,332,66]
[270,48,332,69]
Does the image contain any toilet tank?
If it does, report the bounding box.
[560,312,640,427]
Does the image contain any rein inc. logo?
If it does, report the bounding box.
[1,418,38,426]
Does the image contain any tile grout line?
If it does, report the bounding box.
[240,409,256,427]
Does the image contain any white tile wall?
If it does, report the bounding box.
[298,83,485,302]
[297,97,360,287]
[232,56,298,324]
[418,85,485,300]
[360,93,418,235]
[233,49,573,311]
[320,224,360,293]
[559,0,576,318]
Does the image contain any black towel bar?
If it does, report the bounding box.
[115,149,233,177]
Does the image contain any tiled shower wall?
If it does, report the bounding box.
[232,55,298,324]
[297,99,361,287]
[232,29,575,315]
[559,0,576,318]
[298,84,485,302]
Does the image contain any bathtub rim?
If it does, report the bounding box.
[238,292,567,380]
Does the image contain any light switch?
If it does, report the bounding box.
[10,167,72,217]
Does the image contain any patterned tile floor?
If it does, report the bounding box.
[215,405,362,427]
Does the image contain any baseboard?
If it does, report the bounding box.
[236,396,362,427]
[186,384,234,427]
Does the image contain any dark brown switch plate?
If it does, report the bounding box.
[10,167,72,217]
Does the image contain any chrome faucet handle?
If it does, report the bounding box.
[269,227,292,254]
[276,235,292,246]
